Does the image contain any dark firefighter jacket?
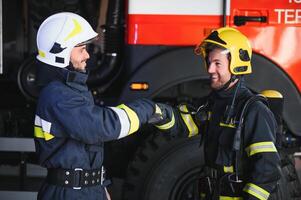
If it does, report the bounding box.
[34,62,155,200]
[155,81,281,200]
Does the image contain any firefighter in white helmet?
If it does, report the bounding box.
[150,27,281,199]
[34,12,158,200]
[36,12,98,68]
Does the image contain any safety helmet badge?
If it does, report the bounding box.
[195,27,252,76]
[36,12,98,68]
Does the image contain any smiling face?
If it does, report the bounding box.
[70,45,90,71]
[207,48,235,90]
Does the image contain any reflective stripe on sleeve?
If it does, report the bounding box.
[109,107,131,139]
[245,141,277,157]
[179,105,199,137]
[243,183,270,200]
[220,196,242,200]
[34,126,54,141]
[117,104,140,135]
[34,115,54,141]
[223,165,234,173]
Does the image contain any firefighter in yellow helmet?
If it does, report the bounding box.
[150,27,281,199]
[195,27,252,90]
[34,12,159,200]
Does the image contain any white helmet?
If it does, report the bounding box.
[36,12,98,68]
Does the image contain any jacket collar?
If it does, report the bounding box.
[211,78,250,100]
[65,70,88,92]
[36,61,88,92]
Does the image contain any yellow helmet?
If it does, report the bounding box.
[195,27,252,75]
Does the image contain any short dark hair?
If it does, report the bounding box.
[205,43,231,61]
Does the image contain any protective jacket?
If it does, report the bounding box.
[34,62,155,200]
[156,81,281,200]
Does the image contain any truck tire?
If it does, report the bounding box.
[123,133,301,200]
[122,134,204,200]
[274,152,301,200]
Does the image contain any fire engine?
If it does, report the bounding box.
[0,0,301,199]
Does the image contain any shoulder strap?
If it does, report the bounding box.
[233,94,268,177]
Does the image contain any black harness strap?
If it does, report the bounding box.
[233,94,269,178]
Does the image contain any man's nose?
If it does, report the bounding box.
[85,49,90,59]
[207,63,215,73]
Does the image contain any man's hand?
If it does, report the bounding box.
[148,104,165,124]
[148,103,175,130]
[148,113,164,124]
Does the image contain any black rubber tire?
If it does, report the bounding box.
[122,134,204,200]
[275,151,301,200]
[17,56,39,101]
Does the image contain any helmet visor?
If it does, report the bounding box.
[75,35,99,47]
[195,42,229,59]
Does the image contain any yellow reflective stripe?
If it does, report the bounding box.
[117,104,140,135]
[208,111,212,120]
[219,122,236,128]
[245,141,277,157]
[243,183,270,200]
[34,126,54,141]
[200,193,207,199]
[154,104,176,130]
[179,105,199,137]
[223,165,234,173]
[64,19,82,42]
[155,112,175,130]
[38,50,46,58]
[220,196,242,200]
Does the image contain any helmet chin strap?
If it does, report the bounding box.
[217,74,237,92]
[222,75,242,124]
